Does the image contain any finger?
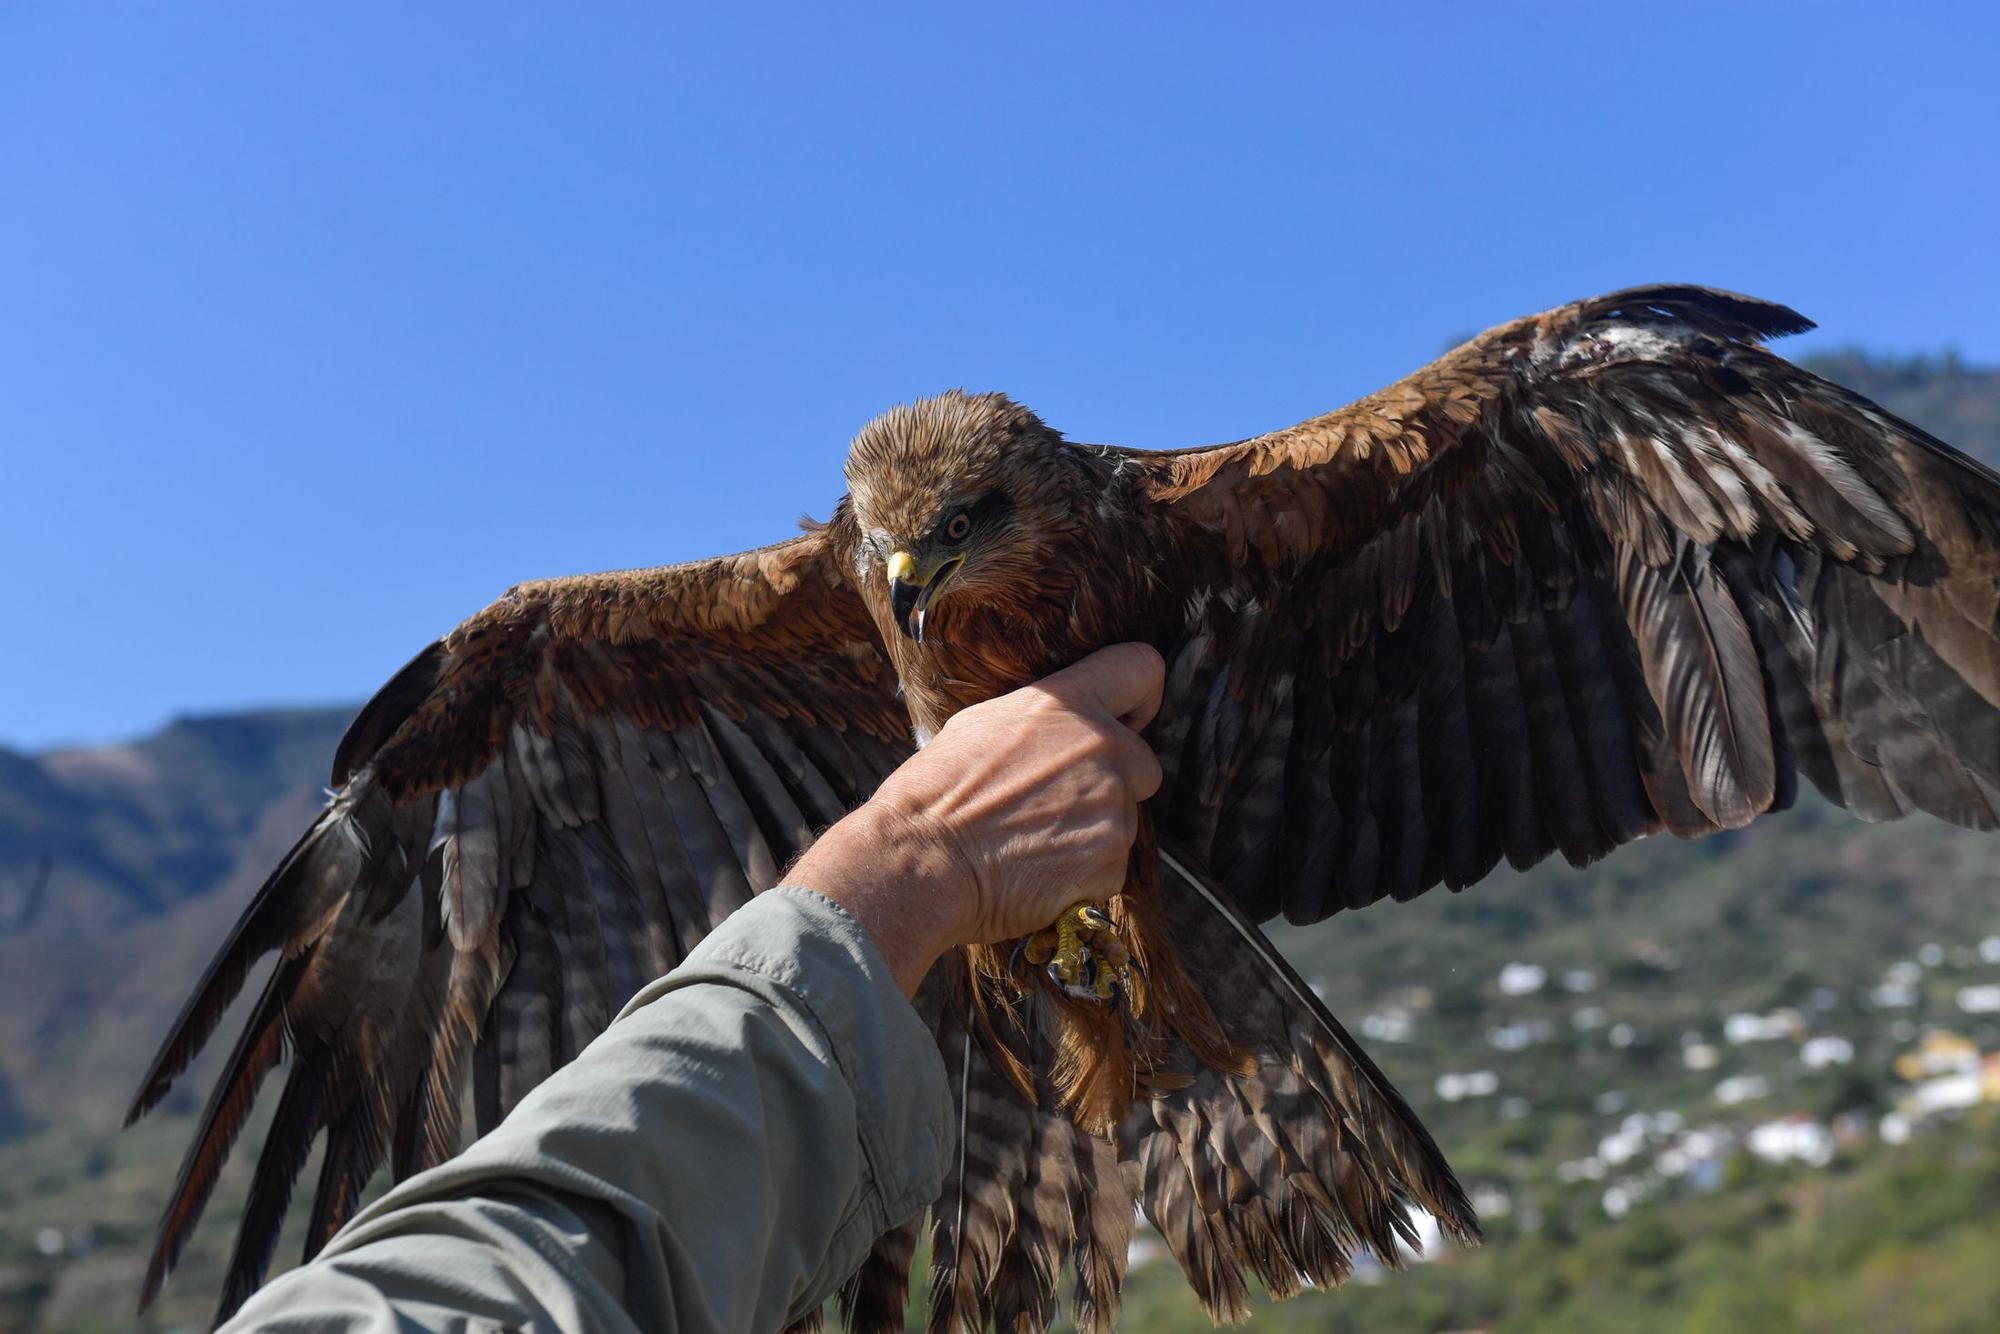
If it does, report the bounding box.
[1121,731,1164,801]
[1041,643,1165,732]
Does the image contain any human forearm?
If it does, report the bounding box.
[789,796,977,997]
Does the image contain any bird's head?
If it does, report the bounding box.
[844,390,1071,645]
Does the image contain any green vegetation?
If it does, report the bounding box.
[1110,1109,2000,1334]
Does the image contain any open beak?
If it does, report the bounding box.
[886,550,963,645]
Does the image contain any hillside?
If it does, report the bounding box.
[0,710,353,936]
[4,351,2000,1331]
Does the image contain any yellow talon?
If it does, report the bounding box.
[1021,901,1135,1008]
[1051,904,1087,985]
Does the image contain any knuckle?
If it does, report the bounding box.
[1024,687,1067,719]
[950,698,996,731]
[1121,640,1166,676]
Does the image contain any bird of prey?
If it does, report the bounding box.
[130,286,2000,1331]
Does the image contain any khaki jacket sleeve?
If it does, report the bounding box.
[219,887,957,1334]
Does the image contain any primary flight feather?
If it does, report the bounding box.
[132,286,2000,1330]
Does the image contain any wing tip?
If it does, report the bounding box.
[121,827,318,1129]
[1585,283,1817,343]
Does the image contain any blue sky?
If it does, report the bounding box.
[4,3,1997,750]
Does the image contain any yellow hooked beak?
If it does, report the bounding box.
[886,548,963,644]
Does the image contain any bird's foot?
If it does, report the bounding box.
[1013,902,1135,1007]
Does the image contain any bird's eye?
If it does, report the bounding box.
[943,512,972,543]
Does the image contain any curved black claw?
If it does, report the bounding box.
[1095,957,1125,1015]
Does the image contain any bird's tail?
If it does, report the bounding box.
[1134,846,1480,1319]
[914,848,1480,1333]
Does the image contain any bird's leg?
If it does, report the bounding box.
[1019,903,1135,1006]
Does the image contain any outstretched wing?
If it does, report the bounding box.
[1135,285,2000,921]
[127,530,912,1324]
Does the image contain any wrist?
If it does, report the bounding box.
[863,785,981,919]
[789,791,979,996]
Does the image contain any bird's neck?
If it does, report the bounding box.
[894,603,1071,734]
[896,561,1178,737]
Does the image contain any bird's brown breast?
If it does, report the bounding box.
[883,589,1099,732]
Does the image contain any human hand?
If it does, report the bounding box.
[789,642,1165,995]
